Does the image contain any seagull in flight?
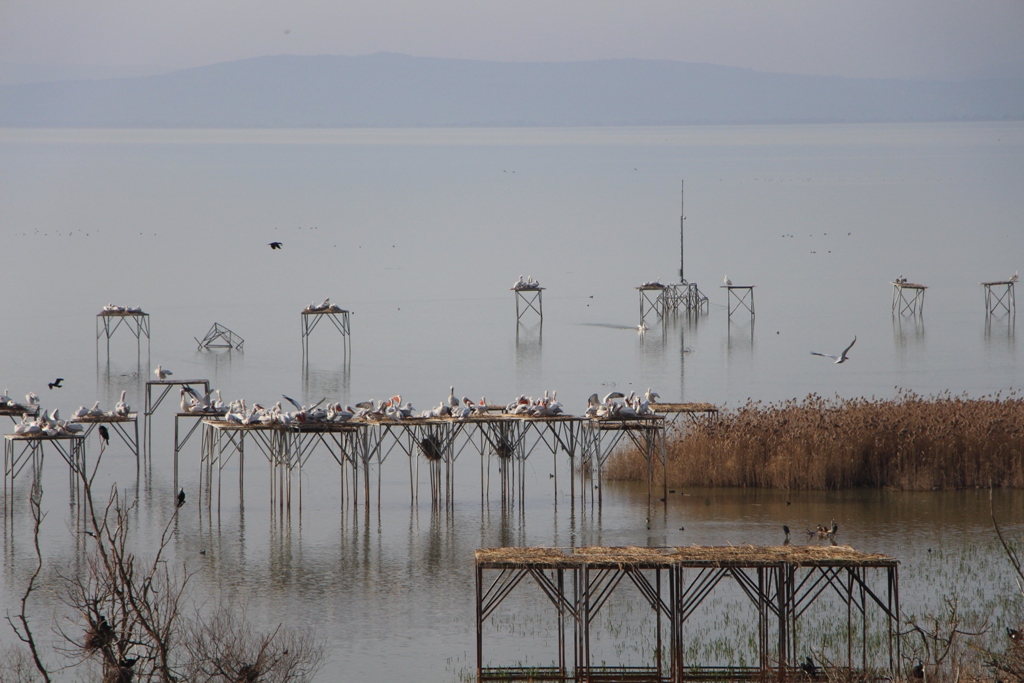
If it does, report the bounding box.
[268,242,283,250]
[811,336,856,364]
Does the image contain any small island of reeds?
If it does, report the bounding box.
[606,390,1024,490]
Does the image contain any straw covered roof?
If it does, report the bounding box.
[475,545,895,569]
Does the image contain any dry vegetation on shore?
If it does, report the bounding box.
[606,391,1024,490]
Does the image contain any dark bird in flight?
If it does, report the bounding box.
[177,488,186,508]
[268,242,283,250]
[48,378,64,389]
[98,425,110,445]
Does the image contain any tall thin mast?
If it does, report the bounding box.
[679,180,685,283]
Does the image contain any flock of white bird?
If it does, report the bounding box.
[585,389,660,418]
[101,303,145,314]
[6,389,133,437]
[303,298,345,313]
[154,365,665,427]
[512,276,542,291]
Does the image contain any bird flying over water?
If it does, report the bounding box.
[269,242,283,250]
[48,377,64,389]
[811,336,856,364]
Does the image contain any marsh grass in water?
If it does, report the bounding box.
[607,391,1024,490]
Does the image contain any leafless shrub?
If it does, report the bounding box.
[180,604,325,683]
[2,442,324,683]
[902,593,988,683]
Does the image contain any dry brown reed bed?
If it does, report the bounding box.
[606,390,1024,490]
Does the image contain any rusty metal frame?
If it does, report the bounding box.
[476,548,900,683]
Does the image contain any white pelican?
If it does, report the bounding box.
[115,390,129,417]
[26,392,39,405]
[1011,270,1019,283]
[282,394,303,411]
[724,275,732,286]
[644,388,660,403]
[155,365,172,380]
[447,387,459,410]
[811,336,857,364]
[603,391,624,404]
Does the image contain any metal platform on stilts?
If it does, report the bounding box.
[981,279,1016,319]
[891,281,927,316]
[476,545,901,683]
[96,308,150,362]
[301,304,351,363]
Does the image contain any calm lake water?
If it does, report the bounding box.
[1,123,1023,681]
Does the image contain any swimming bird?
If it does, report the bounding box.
[811,336,856,364]
[98,425,110,445]
[48,377,64,389]
[155,365,172,380]
[269,242,283,250]
[176,488,186,508]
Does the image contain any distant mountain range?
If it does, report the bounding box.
[0,52,1021,127]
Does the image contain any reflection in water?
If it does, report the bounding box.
[97,358,144,411]
[893,314,925,364]
[515,330,542,391]
[726,316,755,353]
[196,347,242,388]
[301,363,351,405]
[985,312,1016,346]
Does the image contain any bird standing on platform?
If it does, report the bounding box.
[98,425,110,446]
[48,378,64,389]
[1011,270,1019,283]
[26,392,39,406]
[177,488,186,508]
[155,365,172,380]
[115,390,130,417]
[269,242,283,250]
[724,275,732,286]
[811,337,856,364]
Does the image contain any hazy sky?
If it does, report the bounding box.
[1,0,1022,80]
